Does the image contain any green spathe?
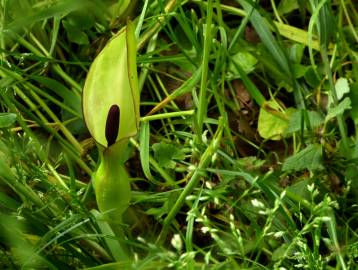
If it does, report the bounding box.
[83,21,139,148]
[82,21,139,233]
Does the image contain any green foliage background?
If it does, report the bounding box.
[0,0,357,269]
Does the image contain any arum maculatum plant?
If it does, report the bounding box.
[82,21,139,239]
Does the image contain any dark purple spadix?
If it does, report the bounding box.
[105,104,120,147]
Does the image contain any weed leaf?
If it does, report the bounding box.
[258,101,293,140]
[283,144,324,172]
[0,113,17,128]
[152,142,185,169]
[326,97,351,121]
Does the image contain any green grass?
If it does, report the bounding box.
[0,0,358,269]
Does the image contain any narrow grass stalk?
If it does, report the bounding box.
[212,75,238,156]
[135,0,149,39]
[141,110,194,122]
[340,0,358,43]
[139,121,166,185]
[0,67,83,152]
[137,0,178,50]
[315,0,349,152]
[14,33,82,92]
[146,66,202,115]
[322,48,348,152]
[196,0,213,143]
[325,210,347,270]
[185,188,203,254]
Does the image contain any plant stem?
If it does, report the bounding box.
[196,0,213,143]
[321,47,349,152]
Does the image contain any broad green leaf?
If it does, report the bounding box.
[62,8,96,45]
[328,77,350,106]
[0,113,17,128]
[146,205,167,218]
[349,82,358,125]
[286,109,324,133]
[277,0,298,14]
[275,21,320,51]
[83,21,139,147]
[63,20,89,45]
[335,77,350,100]
[304,66,321,88]
[236,156,265,172]
[66,9,95,30]
[258,101,293,140]
[227,51,257,79]
[326,97,351,121]
[152,142,185,169]
[288,43,305,63]
[109,0,135,20]
[283,144,324,172]
[292,64,308,79]
[287,178,311,201]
